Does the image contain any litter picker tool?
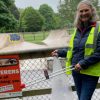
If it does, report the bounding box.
[22,67,74,88]
[21,57,74,88]
[51,57,74,100]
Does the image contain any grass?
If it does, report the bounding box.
[23,31,49,43]
[22,28,74,43]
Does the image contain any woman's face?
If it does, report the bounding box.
[78,3,92,22]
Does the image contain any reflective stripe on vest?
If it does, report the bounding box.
[66,25,100,76]
[84,27,95,56]
[66,29,76,74]
[80,25,100,76]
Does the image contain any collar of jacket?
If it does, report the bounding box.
[77,22,96,33]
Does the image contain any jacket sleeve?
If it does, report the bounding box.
[58,48,68,58]
[79,32,100,69]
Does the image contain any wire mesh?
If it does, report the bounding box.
[4,57,100,100]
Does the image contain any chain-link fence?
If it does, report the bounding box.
[3,50,100,100]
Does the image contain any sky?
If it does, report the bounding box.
[15,0,60,12]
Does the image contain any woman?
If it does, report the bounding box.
[52,0,100,100]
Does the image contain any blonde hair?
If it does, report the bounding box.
[74,0,99,27]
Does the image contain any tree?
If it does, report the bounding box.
[10,4,20,20]
[3,0,14,7]
[21,7,44,32]
[39,4,56,30]
[0,0,18,32]
[53,13,62,29]
[58,0,80,27]
[92,0,100,19]
[18,8,26,32]
[0,0,9,13]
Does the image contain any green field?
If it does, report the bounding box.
[23,31,49,43]
[22,28,73,43]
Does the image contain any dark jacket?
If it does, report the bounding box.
[58,22,100,69]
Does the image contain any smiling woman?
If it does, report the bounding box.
[78,3,93,22]
[15,0,60,12]
[51,0,100,100]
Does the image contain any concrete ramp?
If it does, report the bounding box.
[42,29,71,47]
[0,33,24,49]
[0,33,46,54]
[0,34,9,49]
[0,30,71,54]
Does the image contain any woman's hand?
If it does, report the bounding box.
[51,50,58,57]
[75,63,82,71]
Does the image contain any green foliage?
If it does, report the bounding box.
[10,4,20,20]
[1,0,98,33]
[3,0,14,8]
[92,0,100,19]
[0,13,17,32]
[53,13,62,29]
[39,4,56,30]
[20,7,44,32]
[18,8,26,32]
[0,0,18,32]
[58,0,80,27]
[0,1,9,13]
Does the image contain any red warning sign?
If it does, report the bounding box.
[0,55,22,98]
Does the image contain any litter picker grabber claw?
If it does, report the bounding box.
[22,59,75,88]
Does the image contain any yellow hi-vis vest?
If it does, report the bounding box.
[66,25,100,76]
